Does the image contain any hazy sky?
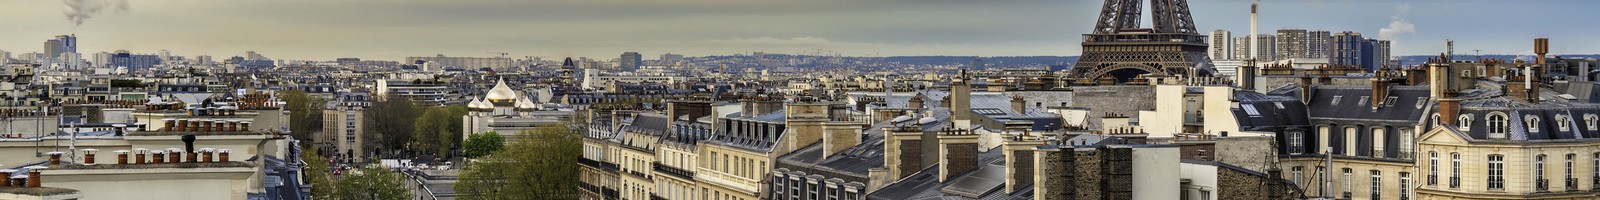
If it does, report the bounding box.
[1,0,1594,61]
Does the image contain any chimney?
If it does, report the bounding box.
[1299,74,1314,104]
[167,148,183,163]
[1010,95,1026,114]
[182,135,197,162]
[151,150,164,164]
[200,148,215,163]
[1405,65,1428,85]
[1371,75,1389,109]
[884,126,933,180]
[26,168,40,187]
[0,169,10,187]
[83,149,97,165]
[114,124,126,136]
[1429,63,1451,99]
[114,150,129,164]
[821,122,864,160]
[174,119,188,131]
[908,95,924,109]
[952,70,972,128]
[47,152,62,166]
[1535,38,1549,65]
[134,148,148,164]
[218,149,231,162]
[937,129,980,182]
[1003,138,1046,193]
[1438,91,1461,126]
[162,118,175,131]
[241,122,251,132]
[1241,62,1258,90]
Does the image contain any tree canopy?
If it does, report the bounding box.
[455,126,582,200]
[462,131,505,158]
[301,149,337,200]
[365,95,419,157]
[280,90,324,140]
[334,166,414,200]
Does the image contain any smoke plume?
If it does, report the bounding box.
[62,0,130,26]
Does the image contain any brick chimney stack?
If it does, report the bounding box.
[115,150,130,165]
[82,149,97,165]
[218,149,231,162]
[151,150,164,164]
[1535,38,1549,65]
[46,152,62,166]
[937,129,980,182]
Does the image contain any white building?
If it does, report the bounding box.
[462,79,573,140]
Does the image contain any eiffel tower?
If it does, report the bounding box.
[1069,0,1213,84]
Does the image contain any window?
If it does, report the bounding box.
[1292,166,1304,185]
[1399,129,1414,159]
[1458,114,1473,131]
[1372,127,1386,157]
[1451,153,1461,188]
[1289,132,1304,155]
[1594,153,1599,186]
[1489,154,1505,190]
[1399,172,1412,200]
[1242,104,1261,116]
[1371,170,1382,200]
[1428,151,1439,186]
[1315,166,1327,194]
[1344,127,1357,155]
[1536,154,1548,191]
[1416,97,1430,109]
[1430,114,1441,126]
[1488,112,1508,139]
[1566,154,1576,189]
[1357,96,1369,106]
[1527,115,1542,133]
[1332,95,1343,105]
[1384,96,1399,106]
[1274,102,1286,109]
[1342,168,1353,198]
[1556,115,1572,132]
[1586,114,1599,130]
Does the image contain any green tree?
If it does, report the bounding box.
[365,95,419,156]
[455,126,582,200]
[462,131,505,158]
[335,166,414,200]
[442,105,470,152]
[411,107,451,156]
[301,149,337,200]
[280,90,325,140]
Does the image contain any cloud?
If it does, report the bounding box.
[62,0,130,26]
[1378,21,1414,41]
[1378,3,1413,41]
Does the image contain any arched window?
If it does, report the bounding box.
[1431,114,1441,126]
[1556,114,1572,132]
[1488,112,1508,138]
[1459,114,1473,131]
[1527,115,1542,133]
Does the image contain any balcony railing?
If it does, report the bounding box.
[1427,175,1437,186]
[1398,151,1414,159]
[1536,179,1549,192]
[1450,177,1460,188]
[1372,150,1386,158]
[1342,192,1351,199]
[650,194,668,200]
[652,162,696,180]
[1567,178,1579,191]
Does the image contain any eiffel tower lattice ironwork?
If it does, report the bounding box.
[1070,0,1213,84]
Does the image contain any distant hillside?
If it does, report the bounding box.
[1396,54,1600,66]
[882,56,1077,67]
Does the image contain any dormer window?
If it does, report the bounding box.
[1458,114,1473,131]
[1585,114,1599,131]
[1526,115,1542,133]
[1556,115,1572,132]
[1357,96,1369,106]
[1332,95,1343,105]
[1488,112,1508,139]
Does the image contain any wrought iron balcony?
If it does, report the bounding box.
[1372,150,1385,158]
[1449,177,1460,188]
[1568,178,1579,191]
[1398,151,1414,159]
[1427,175,1437,186]
[652,162,696,180]
[1536,179,1549,192]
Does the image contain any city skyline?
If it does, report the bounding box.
[1,0,1595,60]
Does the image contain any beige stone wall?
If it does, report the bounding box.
[1279,158,1412,200]
[695,145,770,198]
[1417,141,1600,199]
